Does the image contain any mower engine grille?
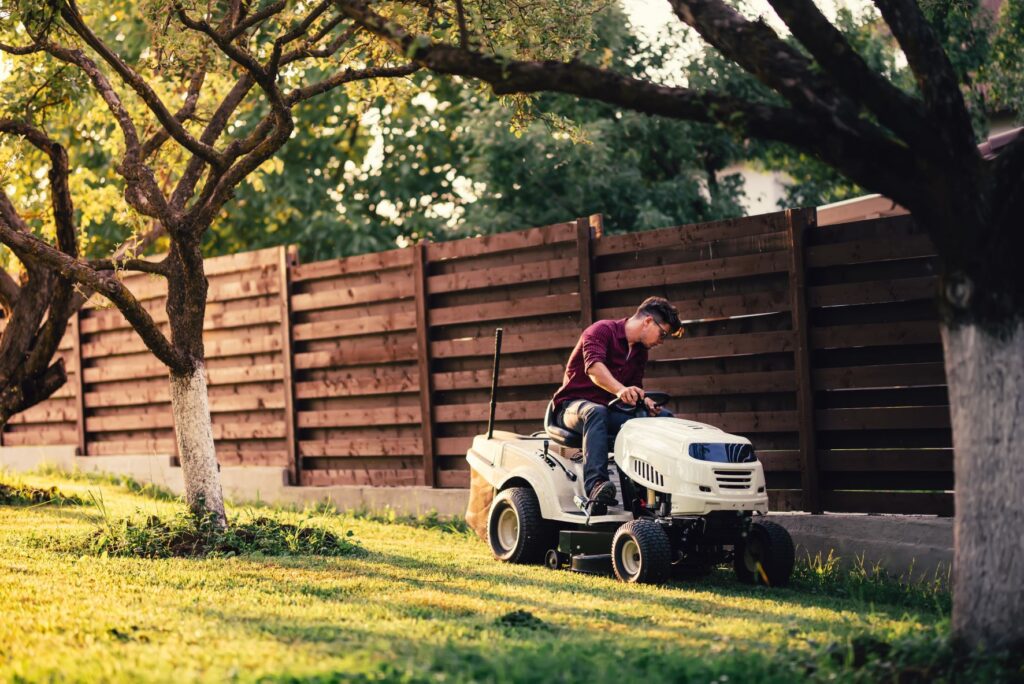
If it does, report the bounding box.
[632,459,664,487]
[714,469,753,490]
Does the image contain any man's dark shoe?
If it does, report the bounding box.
[589,480,617,505]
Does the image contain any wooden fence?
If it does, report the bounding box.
[1,209,953,514]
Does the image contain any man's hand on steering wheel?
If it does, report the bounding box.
[615,385,644,406]
[643,396,660,413]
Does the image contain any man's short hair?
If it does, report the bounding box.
[634,297,684,337]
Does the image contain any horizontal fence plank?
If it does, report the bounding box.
[83,334,281,360]
[291,249,413,281]
[596,251,790,292]
[298,438,423,457]
[84,391,284,412]
[436,436,474,456]
[202,247,284,276]
[87,439,176,455]
[673,411,798,433]
[431,328,578,359]
[818,449,952,471]
[651,331,795,361]
[303,468,425,486]
[295,369,418,399]
[649,370,796,396]
[437,469,470,488]
[433,364,564,391]
[291,278,415,312]
[428,258,578,294]
[123,273,280,304]
[294,344,418,369]
[597,288,791,322]
[806,234,935,268]
[810,321,940,349]
[808,276,936,308]
[812,363,946,390]
[816,406,951,431]
[297,406,421,428]
[7,405,77,424]
[79,299,282,335]
[292,312,418,342]
[594,214,789,256]
[430,293,580,327]
[758,450,801,471]
[2,429,77,445]
[426,222,576,261]
[434,400,549,423]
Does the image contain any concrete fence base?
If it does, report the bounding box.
[2,448,951,582]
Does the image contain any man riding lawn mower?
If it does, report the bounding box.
[465,298,795,586]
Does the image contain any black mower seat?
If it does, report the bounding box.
[544,400,582,448]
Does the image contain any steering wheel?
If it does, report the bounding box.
[607,391,671,417]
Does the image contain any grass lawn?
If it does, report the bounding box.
[0,471,1011,683]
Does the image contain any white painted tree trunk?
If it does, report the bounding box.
[169,364,226,528]
[942,321,1024,651]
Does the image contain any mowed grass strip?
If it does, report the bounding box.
[0,473,992,683]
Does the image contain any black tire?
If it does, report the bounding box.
[487,487,552,564]
[544,549,568,570]
[611,519,672,584]
[734,520,795,587]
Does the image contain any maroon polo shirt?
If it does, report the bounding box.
[552,318,647,408]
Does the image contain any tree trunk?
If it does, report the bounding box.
[169,363,226,528]
[942,320,1024,652]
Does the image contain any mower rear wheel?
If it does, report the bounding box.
[611,519,671,584]
[487,487,552,564]
[734,520,795,587]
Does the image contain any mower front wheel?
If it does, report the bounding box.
[611,519,672,584]
[487,487,552,564]
[734,520,795,587]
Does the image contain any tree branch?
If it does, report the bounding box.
[88,257,170,276]
[331,0,925,212]
[226,0,288,40]
[0,41,45,55]
[170,74,256,211]
[60,1,225,168]
[765,0,936,150]
[0,269,19,314]
[287,63,420,104]
[142,67,208,159]
[668,0,876,139]
[0,212,184,372]
[43,43,175,225]
[872,0,977,156]
[454,0,469,48]
[271,0,332,70]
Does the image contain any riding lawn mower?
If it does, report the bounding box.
[466,329,795,586]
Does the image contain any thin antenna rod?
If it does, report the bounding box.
[486,327,503,439]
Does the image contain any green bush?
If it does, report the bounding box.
[75,508,361,559]
[791,550,951,614]
[0,477,88,507]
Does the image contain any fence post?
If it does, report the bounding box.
[277,245,300,485]
[577,215,601,327]
[71,312,87,456]
[413,241,437,487]
[786,208,821,513]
